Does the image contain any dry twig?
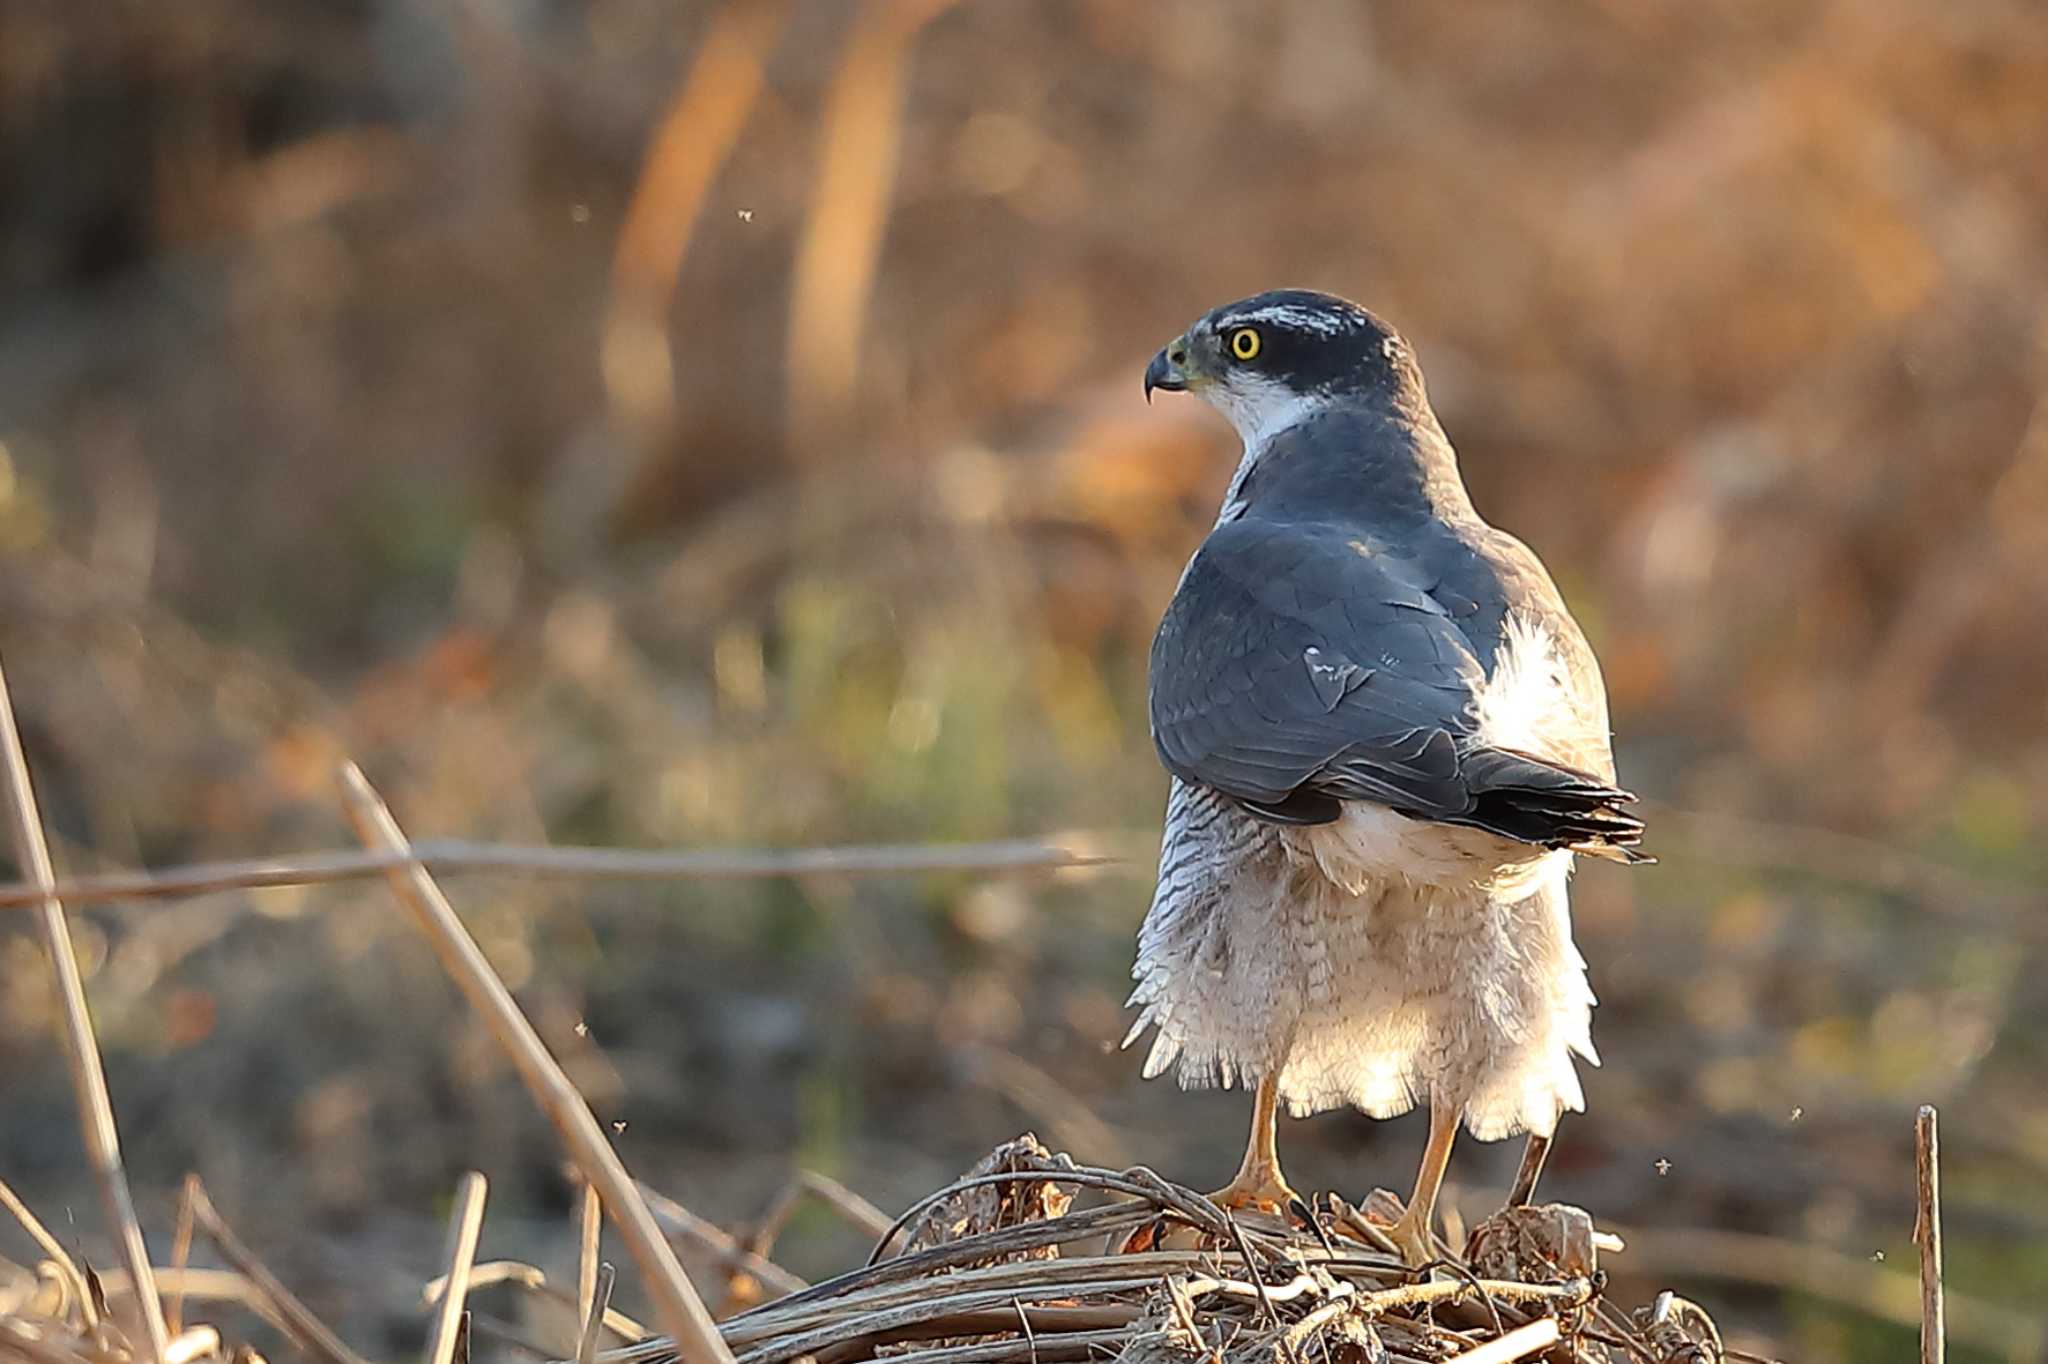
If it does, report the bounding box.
[1445,1318,1560,1364]
[756,1200,1152,1315]
[165,1179,196,1337]
[338,761,735,1364]
[866,1166,1236,1267]
[1914,1106,1944,1364]
[89,1264,292,1337]
[577,1264,618,1364]
[0,839,1108,911]
[162,1325,220,1364]
[424,1173,489,1364]
[0,1176,96,1329]
[581,1182,604,1336]
[746,1172,894,1260]
[0,659,170,1364]
[183,1176,369,1364]
[638,1184,809,1299]
[422,1261,648,1343]
[792,1174,891,1240]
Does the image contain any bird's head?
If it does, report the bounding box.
[1144,289,1417,446]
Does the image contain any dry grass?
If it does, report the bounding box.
[0,657,1970,1364]
[5,1130,1723,1364]
[0,654,1734,1364]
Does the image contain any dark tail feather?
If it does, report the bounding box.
[1449,747,1650,861]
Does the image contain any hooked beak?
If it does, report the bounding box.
[1144,338,1191,402]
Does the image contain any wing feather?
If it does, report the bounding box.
[1149,517,1643,855]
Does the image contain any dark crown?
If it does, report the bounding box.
[1203,289,1415,399]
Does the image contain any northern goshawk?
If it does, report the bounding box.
[1127,290,1645,1264]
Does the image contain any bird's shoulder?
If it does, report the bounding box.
[1160,514,1491,671]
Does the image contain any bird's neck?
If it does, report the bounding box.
[1224,399,1480,530]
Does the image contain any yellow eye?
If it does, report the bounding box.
[1228,327,1262,361]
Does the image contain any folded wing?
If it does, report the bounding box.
[1148,518,1643,857]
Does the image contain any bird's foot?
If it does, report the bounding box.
[1351,1189,1441,1268]
[1337,1187,1421,1264]
[1115,1168,1301,1254]
[1205,1164,1302,1219]
[1386,1208,1438,1269]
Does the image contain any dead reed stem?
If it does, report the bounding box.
[0,838,1109,911]
[165,1178,195,1336]
[865,1167,1237,1268]
[639,1184,809,1298]
[1446,1318,1560,1364]
[0,1175,96,1328]
[183,1176,369,1364]
[811,1326,1131,1364]
[1915,1106,1944,1364]
[91,1265,293,1335]
[428,1260,545,1297]
[421,1261,649,1343]
[790,1174,891,1240]
[577,1263,618,1364]
[424,1172,489,1364]
[581,1182,604,1334]
[337,761,736,1364]
[725,1170,888,1311]
[586,1139,1702,1364]
[0,1316,91,1364]
[162,1325,220,1364]
[717,1260,1586,1355]
[764,1201,1152,1313]
[746,1171,895,1261]
[0,658,170,1364]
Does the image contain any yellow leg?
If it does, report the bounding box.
[1389,1099,1458,1266]
[1207,1075,1300,1213]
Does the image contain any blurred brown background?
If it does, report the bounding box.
[2,1,2046,1360]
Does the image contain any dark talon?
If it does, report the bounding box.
[1293,1195,1337,1256]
